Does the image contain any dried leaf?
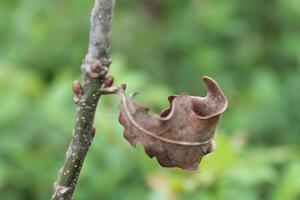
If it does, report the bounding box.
[119,76,228,171]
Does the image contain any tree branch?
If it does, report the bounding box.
[51,0,115,199]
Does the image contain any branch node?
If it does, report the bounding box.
[104,76,114,87]
[72,80,84,104]
[83,56,108,78]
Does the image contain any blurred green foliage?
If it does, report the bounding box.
[1,0,300,199]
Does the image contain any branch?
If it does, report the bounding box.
[51,0,115,199]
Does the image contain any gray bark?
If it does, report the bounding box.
[51,0,115,199]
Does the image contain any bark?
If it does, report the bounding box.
[51,0,115,199]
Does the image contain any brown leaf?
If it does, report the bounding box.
[119,76,228,171]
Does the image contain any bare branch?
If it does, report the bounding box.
[51,1,115,199]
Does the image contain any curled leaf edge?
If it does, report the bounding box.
[119,76,228,146]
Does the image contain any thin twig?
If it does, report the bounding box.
[51,0,115,199]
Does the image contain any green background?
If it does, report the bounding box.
[1,0,300,199]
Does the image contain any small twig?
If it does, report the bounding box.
[100,83,126,95]
[51,0,115,199]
